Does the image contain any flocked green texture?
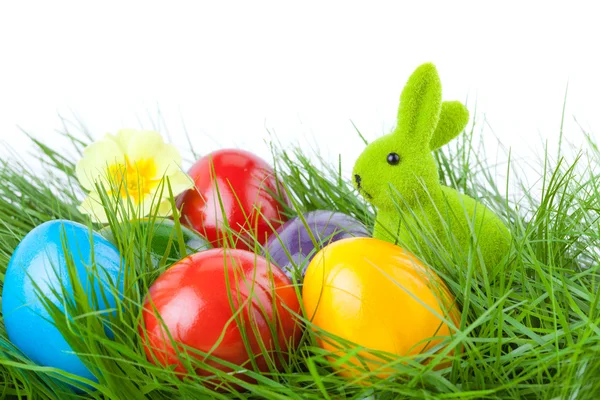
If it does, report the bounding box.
[352,62,511,274]
[430,101,470,151]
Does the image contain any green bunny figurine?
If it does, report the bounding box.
[353,62,511,272]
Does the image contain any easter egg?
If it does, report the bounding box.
[99,218,211,266]
[176,149,290,250]
[263,210,369,282]
[140,248,301,381]
[1,220,124,383]
[302,237,459,379]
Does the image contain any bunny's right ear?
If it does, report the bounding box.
[429,101,469,151]
[394,63,442,150]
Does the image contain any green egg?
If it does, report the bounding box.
[99,218,211,266]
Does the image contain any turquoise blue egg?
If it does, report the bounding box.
[1,220,124,383]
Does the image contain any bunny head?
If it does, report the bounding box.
[353,63,469,210]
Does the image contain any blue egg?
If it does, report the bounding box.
[1,219,124,383]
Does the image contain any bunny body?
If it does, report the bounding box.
[373,185,511,271]
[353,63,511,272]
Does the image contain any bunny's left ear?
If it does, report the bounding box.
[394,63,442,150]
[429,101,469,151]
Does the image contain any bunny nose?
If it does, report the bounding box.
[354,174,362,187]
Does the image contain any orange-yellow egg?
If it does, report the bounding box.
[302,237,460,379]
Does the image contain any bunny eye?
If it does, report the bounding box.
[387,152,401,166]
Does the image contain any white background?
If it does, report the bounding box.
[1,1,599,181]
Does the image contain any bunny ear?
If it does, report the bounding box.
[394,63,442,150]
[429,101,469,151]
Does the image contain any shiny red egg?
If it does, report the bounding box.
[177,149,290,250]
[139,248,301,380]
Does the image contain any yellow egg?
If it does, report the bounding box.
[302,237,460,378]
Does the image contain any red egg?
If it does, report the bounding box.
[139,248,301,381]
[177,149,290,250]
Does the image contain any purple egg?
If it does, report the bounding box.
[263,210,370,281]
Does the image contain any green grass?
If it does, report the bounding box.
[1,117,600,399]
